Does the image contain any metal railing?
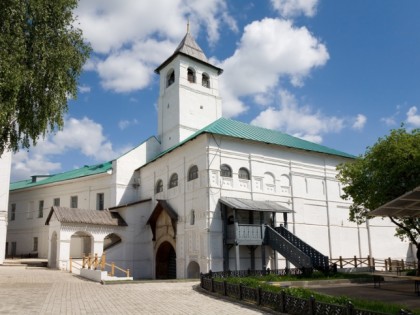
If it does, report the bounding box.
[200,269,410,315]
[265,225,313,271]
[274,226,330,272]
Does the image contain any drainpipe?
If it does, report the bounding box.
[324,165,332,258]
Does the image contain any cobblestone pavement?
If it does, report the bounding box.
[0,266,270,315]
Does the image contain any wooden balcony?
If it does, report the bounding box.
[226,223,265,245]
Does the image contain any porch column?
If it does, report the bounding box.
[235,244,240,271]
[283,212,290,269]
[261,245,266,270]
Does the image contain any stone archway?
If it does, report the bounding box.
[187,261,200,279]
[49,231,58,268]
[70,231,93,258]
[156,241,176,279]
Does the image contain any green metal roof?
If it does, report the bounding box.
[10,161,113,191]
[149,118,355,165]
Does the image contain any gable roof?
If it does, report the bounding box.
[155,32,223,74]
[143,118,355,168]
[10,162,113,191]
[45,206,127,226]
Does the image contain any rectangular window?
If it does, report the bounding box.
[38,200,44,218]
[96,193,104,210]
[70,196,78,208]
[10,204,16,221]
[53,198,60,207]
[27,201,34,219]
[33,237,38,252]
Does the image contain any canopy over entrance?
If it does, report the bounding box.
[369,186,420,218]
[219,197,293,213]
[147,200,178,241]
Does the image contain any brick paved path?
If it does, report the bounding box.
[0,266,269,315]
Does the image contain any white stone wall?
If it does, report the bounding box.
[0,151,12,264]
[157,54,222,151]
[7,172,113,258]
[133,132,412,276]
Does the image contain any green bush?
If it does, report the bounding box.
[213,275,418,315]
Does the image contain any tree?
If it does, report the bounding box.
[0,0,90,154]
[337,127,420,243]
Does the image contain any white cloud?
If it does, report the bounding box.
[352,114,367,130]
[219,18,329,117]
[407,106,420,127]
[270,0,319,18]
[250,90,344,143]
[118,119,139,130]
[11,117,124,181]
[78,85,91,93]
[75,0,236,93]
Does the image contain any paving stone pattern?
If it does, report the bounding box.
[0,266,269,315]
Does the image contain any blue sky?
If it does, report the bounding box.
[11,0,420,181]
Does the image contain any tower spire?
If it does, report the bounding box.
[187,18,190,34]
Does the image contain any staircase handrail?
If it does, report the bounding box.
[265,225,313,269]
[80,252,130,278]
[275,226,329,271]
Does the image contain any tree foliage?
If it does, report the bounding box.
[0,0,90,154]
[337,127,420,243]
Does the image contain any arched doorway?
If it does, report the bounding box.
[103,233,122,251]
[49,231,57,268]
[70,231,93,258]
[156,241,176,279]
[187,261,200,279]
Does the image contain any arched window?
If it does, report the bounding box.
[187,67,196,83]
[166,69,175,87]
[169,173,178,188]
[220,164,232,177]
[155,179,163,193]
[202,73,210,88]
[188,165,198,181]
[238,167,250,180]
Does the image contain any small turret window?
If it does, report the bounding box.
[202,73,210,88]
[187,68,196,83]
[167,69,175,87]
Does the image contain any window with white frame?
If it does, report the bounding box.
[188,165,199,181]
[238,167,250,180]
[53,198,60,207]
[155,179,164,193]
[220,164,232,177]
[169,173,178,188]
[96,193,104,210]
[38,200,44,218]
[70,196,78,208]
[33,237,38,252]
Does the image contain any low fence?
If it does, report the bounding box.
[70,252,130,278]
[330,256,417,272]
[200,269,413,315]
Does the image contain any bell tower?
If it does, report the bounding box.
[155,29,223,151]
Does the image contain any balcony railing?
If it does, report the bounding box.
[226,223,265,245]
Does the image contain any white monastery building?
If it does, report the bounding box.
[6,31,412,278]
